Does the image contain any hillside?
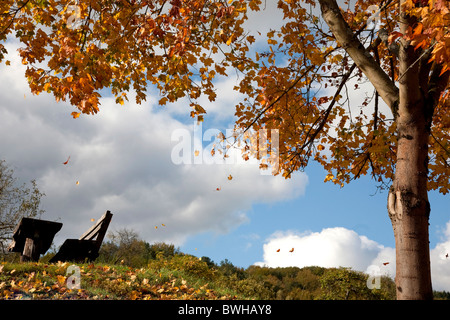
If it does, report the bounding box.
[1,251,396,300]
[1,241,448,300]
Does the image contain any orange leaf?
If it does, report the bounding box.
[71,112,81,119]
[413,22,423,36]
[63,156,70,165]
[289,248,294,253]
[227,174,233,180]
[276,249,280,252]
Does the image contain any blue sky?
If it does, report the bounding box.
[0,2,449,291]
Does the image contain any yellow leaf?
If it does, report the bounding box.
[226,34,234,46]
[76,181,80,185]
[317,144,325,151]
[5,60,10,66]
[116,96,125,105]
[194,150,200,157]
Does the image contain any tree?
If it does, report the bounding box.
[0,0,448,299]
[0,160,45,255]
[98,228,181,266]
[319,267,395,300]
[233,0,449,300]
[98,228,148,266]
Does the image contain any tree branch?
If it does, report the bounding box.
[318,0,399,113]
[287,62,357,172]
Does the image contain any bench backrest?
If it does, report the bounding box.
[79,211,113,250]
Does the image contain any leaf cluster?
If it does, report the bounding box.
[0,0,255,121]
[232,0,449,192]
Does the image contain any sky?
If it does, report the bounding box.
[0,2,449,291]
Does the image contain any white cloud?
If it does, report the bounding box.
[431,222,450,291]
[254,227,391,272]
[0,40,308,249]
[255,224,450,291]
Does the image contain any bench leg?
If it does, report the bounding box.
[21,238,40,262]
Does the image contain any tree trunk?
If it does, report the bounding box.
[318,0,435,300]
[387,123,433,299]
[386,5,433,298]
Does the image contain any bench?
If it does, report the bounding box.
[49,210,113,263]
[7,218,63,262]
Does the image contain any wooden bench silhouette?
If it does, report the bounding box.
[50,211,113,263]
[7,218,63,262]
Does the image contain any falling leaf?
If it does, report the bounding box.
[155,226,158,229]
[383,262,389,266]
[227,174,233,180]
[216,187,221,191]
[90,218,95,222]
[446,253,448,258]
[194,150,200,157]
[162,224,166,227]
[276,249,280,252]
[76,181,79,185]
[71,112,81,119]
[5,60,10,66]
[63,156,70,165]
[289,248,294,253]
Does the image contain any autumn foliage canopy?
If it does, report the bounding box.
[0,0,448,194]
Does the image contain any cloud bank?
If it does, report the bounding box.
[255,225,450,291]
[0,41,308,248]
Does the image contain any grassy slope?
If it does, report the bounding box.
[0,253,399,300]
[0,260,244,300]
